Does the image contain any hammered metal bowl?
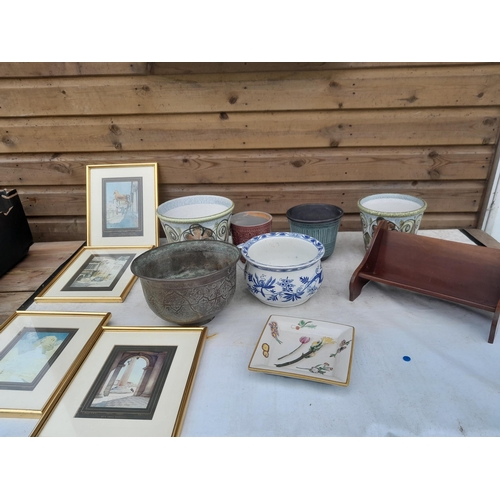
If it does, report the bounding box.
[131,240,240,325]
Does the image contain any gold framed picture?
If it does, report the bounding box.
[0,311,111,418]
[31,325,207,437]
[86,163,159,247]
[34,246,149,303]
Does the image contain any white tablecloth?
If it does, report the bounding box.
[2,230,500,437]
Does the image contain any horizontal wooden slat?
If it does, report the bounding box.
[1,63,482,80]
[273,213,478,232]
[0,63,150,78]
[0,147,492,186]
[2,65,500,117]
[160,181,485,214]
[1,108,498,153]
[28,216,87,242]
[17,186,85,216]
[16,180,485,217]
[151,62,487,75]
[26,213,479,242]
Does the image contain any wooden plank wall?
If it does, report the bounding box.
[1,62,499,242]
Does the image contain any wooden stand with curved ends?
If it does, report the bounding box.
[349,221,500,343]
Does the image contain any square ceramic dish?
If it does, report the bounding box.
[248,315,355,386]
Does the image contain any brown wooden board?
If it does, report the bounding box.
[0,147,493,186]
[28,217,87,242]
[151,62,488,74]
[1,65,499,116]
[25,212,478,242]
[0,62,150,78]
[1,108,498,153]
[13,180,485,217]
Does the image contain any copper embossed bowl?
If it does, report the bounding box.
[131,240,240,325]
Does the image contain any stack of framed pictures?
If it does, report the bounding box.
[0,312,207,436]
[35,163,159,303]
[0,163,210,436]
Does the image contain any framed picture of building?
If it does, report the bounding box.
[86,163,159,247]
[31,325,207,437]
[34,246,148,303]
[0,311,111,418]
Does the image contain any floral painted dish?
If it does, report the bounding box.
[248,315,355,386]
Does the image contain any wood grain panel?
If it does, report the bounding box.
[0,63,480,80]
[151,62,486,75]
[272,213,478,232]
[28,216,87,242]
[16,186,85,216]
[17,180,484,217]
[26,213,478,242]
[1,108,498,153]
[0,63,150,78]
[2,65,499,117]
[159,181,485,214]
[0,147,492,185]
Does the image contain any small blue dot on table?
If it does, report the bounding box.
[403,356,411,362]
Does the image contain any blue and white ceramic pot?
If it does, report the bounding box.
[239,232,325,307]
[358,193,427,250]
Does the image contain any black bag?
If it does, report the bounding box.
[0,188,33,277]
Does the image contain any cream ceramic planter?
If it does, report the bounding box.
[358,193,427,250]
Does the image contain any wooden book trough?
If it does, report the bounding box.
[349,221,500,343]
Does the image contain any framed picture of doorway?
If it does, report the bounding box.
[31,325,207,437]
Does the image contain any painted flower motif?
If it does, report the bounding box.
[269,321,282,344]
[329,339,352,358]
[246,265,323,304]
[297,362,334,375]
[183,224,215,241]
[274,336,335,368]
[277,336,311,360]
[278,277,294,293]
[292,320,317,330]
[250,274,277,297]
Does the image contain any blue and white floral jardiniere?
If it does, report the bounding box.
[239,232,325,307]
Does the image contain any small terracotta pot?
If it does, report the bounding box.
[230,211,273,246]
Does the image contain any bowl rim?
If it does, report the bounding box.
[239,232,325,271]
[358,193,427,217]
[230,211,273,228]
[156,195,235,224]
[130,240,240,282]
